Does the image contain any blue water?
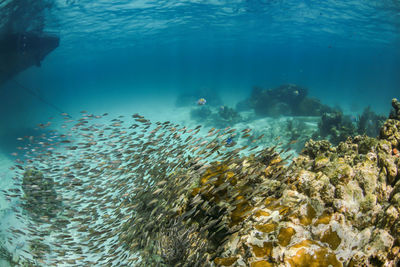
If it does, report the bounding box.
[1,0,399,126]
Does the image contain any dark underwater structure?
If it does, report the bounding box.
[0,32,59,86]
[0,0,59,86]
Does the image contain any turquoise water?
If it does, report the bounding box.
[0,0,400,265]
[1,0,400,124]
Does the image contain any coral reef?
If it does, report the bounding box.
[129,98,400,266]
[241,84,385,146]
[191,105,242,128]
[285,118,318,153]
[247,84,333,117]
[6,99,400,266]
[217,106,242,127]
[314,111,356,145]
[313,107,386,146]
[235,99,252,112]
[357,106,386,137]
[390,98,400,120]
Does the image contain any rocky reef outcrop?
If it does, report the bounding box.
[129,99,400,266]
[357,106,386,137]
[243,84,333,117]
[312,106,386,146]
[205,99,400,266]
[313,111,356,145]
[191,105,242,128]
[390,98,400,120]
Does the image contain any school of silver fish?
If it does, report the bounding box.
[2,112,290,266]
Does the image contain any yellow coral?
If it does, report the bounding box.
[251,242,273,257]
[314,210,332,226]
[298,204,316,226]
[286,240,341,267]
[250,260,275,267]
[254,210,271,217]
[320,227,341,250]
[255,223,277,233]
[278,227,296,247]
[214,256,238,266]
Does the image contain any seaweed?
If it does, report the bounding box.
[316,111,356,145]
[357,106,386,137]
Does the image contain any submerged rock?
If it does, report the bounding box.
[247,84,333,117]
[191,105,242,128]
[202,99,400,267]
[390,98,400,120]
[357,106,386,137]
[315,111,356,145]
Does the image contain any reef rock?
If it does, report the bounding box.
[357,106,386,137]
[168,99,400,266]
[390,98,400,120]
[248,84,333,117]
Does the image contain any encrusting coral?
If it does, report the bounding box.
[205,99,400,266]
[136,99,400,266]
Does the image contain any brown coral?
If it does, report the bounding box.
[205,100,400,266]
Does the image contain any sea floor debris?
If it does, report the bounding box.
[2,99,400,266]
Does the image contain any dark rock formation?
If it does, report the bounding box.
[314,111,356,145]
[247,84,333,117]
[218,105,241,124]
[313,106,386,146]
[357,106,386,137]
[390,98,400,120]
[191,105,242,128]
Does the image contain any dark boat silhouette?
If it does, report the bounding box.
[0,32,59,86]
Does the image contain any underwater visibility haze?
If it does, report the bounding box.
[1,0,400,266]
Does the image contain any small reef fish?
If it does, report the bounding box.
[14,241,25,252]
[225,136,236,147]
[197,98,206,105]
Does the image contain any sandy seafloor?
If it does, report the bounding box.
[0,94,343,266]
